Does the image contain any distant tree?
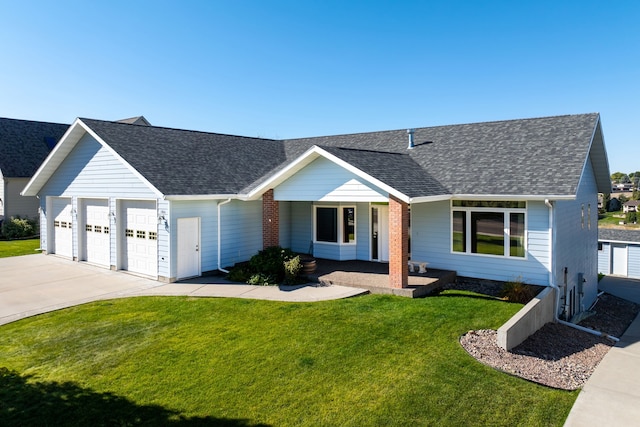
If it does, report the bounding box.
[619,194,629,204]
[633,189,640,201]
[630,171,640,188]
[608,198,622,212]
[601,193,611,213]
[611,172,630,184]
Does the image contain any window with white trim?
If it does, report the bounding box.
[315,206,356,244]
[452,201,526,258]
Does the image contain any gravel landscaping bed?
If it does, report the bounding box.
[449,279,640,390]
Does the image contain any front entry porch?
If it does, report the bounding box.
[307,259,457,298]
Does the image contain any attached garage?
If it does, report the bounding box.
[120,200,158,277]
[50,197,73,258]
[598,229,640,279]
[80,198,110,267]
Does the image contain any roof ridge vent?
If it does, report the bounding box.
[407,128,415,149]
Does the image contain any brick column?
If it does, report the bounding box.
[389,195,408,288]
[262,189,279,248]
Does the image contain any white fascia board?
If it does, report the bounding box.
[164,194,240,201]
[21,118,85,196]
[450,194,576,201]
[245,146,411,203]
[410,194,453,204]
[79,120,164,199]
[598,239,640,245]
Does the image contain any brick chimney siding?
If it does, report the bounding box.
[389,195,408,288]
[262,189,279,248]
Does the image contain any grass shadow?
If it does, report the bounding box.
[0,367,270,427]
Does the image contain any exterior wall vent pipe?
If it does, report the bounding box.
[407,129,415,149]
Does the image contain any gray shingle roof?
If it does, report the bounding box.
[318,146,448,198]
[0,118,69,177]
[284,113,601,197]
[80,113,603,199]
[81,119,286,195]
[599,228,640,243]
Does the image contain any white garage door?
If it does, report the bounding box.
[121,200,157,277]
[82,199,110,266]
[51,197,72,258]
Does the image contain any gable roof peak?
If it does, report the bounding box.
[117,116,152,126]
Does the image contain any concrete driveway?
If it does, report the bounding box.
[0,255,367,326]
[564,276,640,426]
[0,255,165,325]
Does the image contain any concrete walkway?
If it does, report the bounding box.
[0,254,368,326]
[564,276,640,426]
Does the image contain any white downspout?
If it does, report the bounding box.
[217,198,232,273]
[545,198,619,342]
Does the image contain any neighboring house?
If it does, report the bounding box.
[22,113,610,319]
[0,118,69,222]
[598,228,640,279]
[623,200,640,213]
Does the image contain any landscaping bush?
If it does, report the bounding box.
[1,216,38,239]
[247,272,278,286]
[500,278,535,304]
[283,256,302,285]
[227,246,300,286]
[226,263,252,283]
[626,211,637,224]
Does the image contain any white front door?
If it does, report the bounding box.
[371,205,389,262]
[51,197,72,258]
[82,199,110,266]
[121,200,158,277]
[612,244,628,276]
[177,217,200,279]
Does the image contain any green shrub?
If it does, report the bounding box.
[283,256,302,285]
[226,263,252,283]
[248,246,296,283]
[227,246,298,286]
[626,211,637,224]
[247,273,277,286]
[1,216,39,239]
[499,278,535,304]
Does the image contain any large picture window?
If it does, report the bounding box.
[452,201,526,258]
[315,206,356,244]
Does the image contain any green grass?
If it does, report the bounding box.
[0,294,577,426]
[0,238,40,258]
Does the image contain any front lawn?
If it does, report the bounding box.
[0,238,40,258]
[0,294,577,426]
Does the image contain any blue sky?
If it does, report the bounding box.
[1,1,638,174]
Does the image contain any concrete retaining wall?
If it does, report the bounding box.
[497,287,556,351]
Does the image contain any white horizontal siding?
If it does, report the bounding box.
[170,200,218,275]
[410,200,550,285]
[219,200,262,268]
[274,157,388,202]
[554,158,599,309]
[41,133,158,199]
[290,202,312,254]
[279,201,291,249]
[598,243,611,275]
[5,178,39,218]
[156,199,170,278]
[356,202,370,260]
